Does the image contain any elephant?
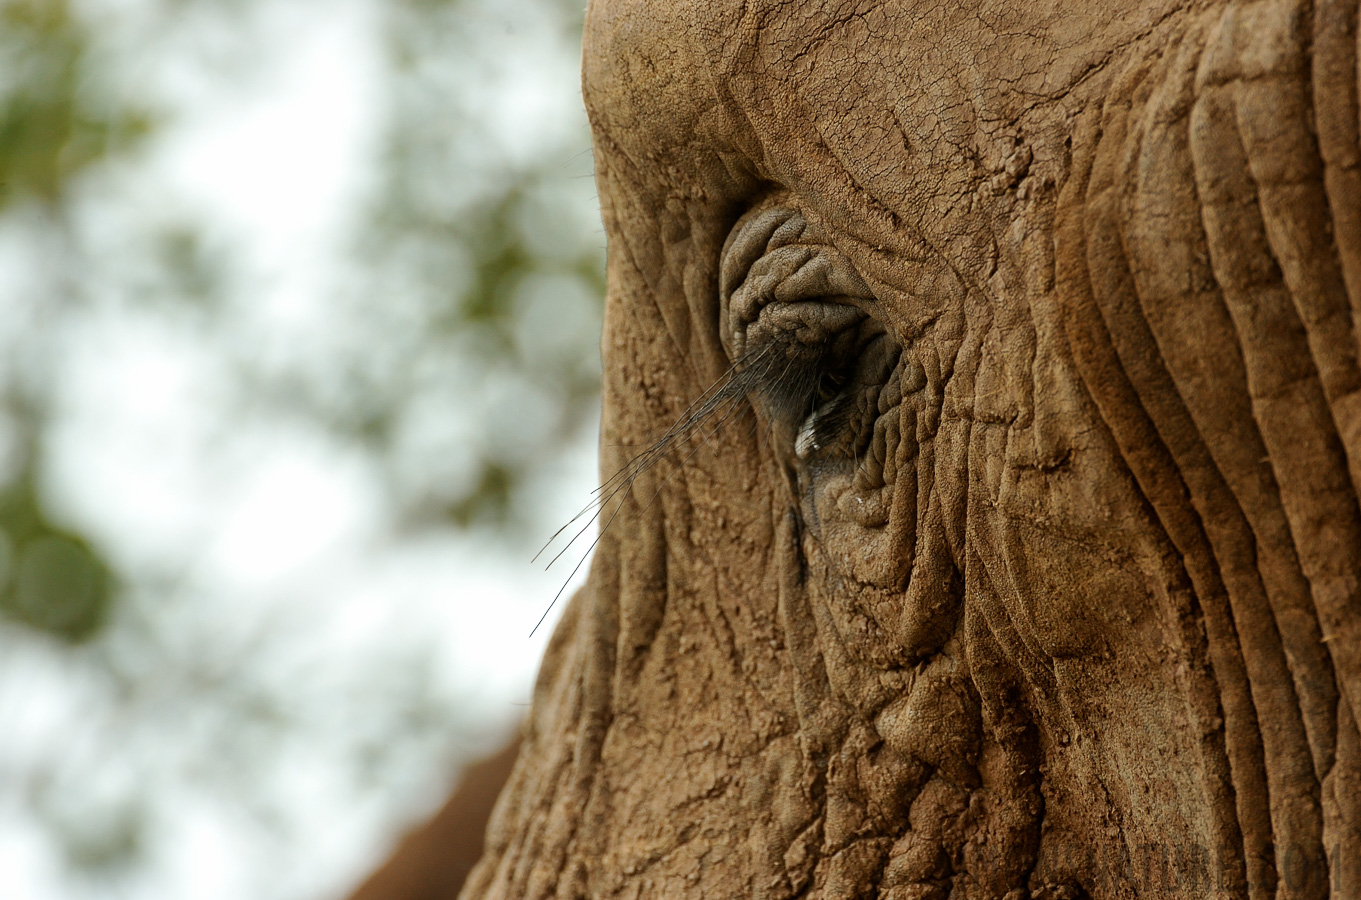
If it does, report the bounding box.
[460,0,1361,896]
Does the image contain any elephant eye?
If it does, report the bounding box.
[816,371,846,404]
[718,203,899,464]
[738,316,894,462]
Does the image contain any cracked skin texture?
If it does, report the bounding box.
[461,0,1361,897]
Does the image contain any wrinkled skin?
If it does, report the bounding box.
[463,0,1361,897]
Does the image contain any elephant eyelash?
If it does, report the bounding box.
[530,327,868,635]
[529,340,785,634]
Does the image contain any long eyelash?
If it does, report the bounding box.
[529,340,790,636]
[756,348,824,428]
[532,340,774,567]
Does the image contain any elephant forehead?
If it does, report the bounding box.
[580,0,751,197]
[583,0,1189,258]
[582,0,1001,191]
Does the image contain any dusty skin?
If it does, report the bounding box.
[452,0,1361,897]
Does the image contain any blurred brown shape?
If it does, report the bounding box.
[346,735,520,900]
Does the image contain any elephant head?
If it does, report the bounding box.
[464,0,1361,897]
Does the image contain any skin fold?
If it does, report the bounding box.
[460,0,1361,897]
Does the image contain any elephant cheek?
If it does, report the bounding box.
[992,518,1132,661]
[800,391,917,582]
[800,395,966,665]
[801,464,913,587]
[977,425,1164,663]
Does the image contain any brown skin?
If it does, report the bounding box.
[461,0,1361,897]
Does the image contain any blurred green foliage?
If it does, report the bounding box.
[0,468,112,641]
[0,0,152,207]
[0,0,140,643]
[0,0,606,888]
[0,0,604,630]
[366,172,605,528]
[346,0,604,529]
